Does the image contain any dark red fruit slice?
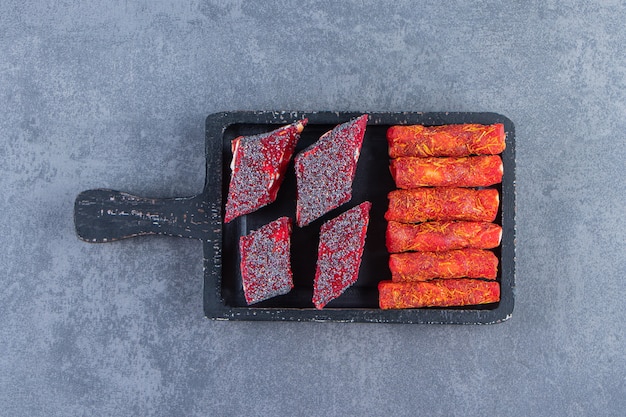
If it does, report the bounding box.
[239,217,294,305]
[225,120,307,223]
[294,115,368,227]
[313,202,371,309]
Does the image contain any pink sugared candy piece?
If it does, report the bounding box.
[313,201,372,309]
[294,115,368,227]
[225,119,307,223]
[239,217,294,305]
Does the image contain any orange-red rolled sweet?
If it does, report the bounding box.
[385,188,499,223]
[389,249,498,282]
[378,279,500,309]
[390,155,503,188]
[387,123,505,158]
[386,221,502,253]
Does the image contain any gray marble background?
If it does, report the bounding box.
[2,1,625,416]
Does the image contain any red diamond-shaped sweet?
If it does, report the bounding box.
[313,201,371,309]
[294,115,368,227]
[239,217,294,305]
[224,119,307,223]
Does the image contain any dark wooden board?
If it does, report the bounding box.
[75,111,516,324]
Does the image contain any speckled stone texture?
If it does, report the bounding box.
[1,1,625,416]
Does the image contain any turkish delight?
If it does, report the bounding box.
[378,279,500,309]
[224,120,307,223]
[387,123,505,158]
[294,115,368,227]
[313,202,371,309]
[386,221,502,253]
[385,187,499,223]
[389,249,498,282]
[390,155,503,188]
[239,217,294,305]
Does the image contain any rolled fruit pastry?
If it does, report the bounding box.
[378,279,500,309]
[385,187,499,223]
[389,249,498,282]
[387,123,505,158]
[390,155,503,188]
[386,221,502,253]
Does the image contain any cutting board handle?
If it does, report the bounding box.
[74,189,213,242]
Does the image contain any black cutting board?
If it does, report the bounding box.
[75,111,516,324]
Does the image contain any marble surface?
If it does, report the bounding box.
[1,1,625,416]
